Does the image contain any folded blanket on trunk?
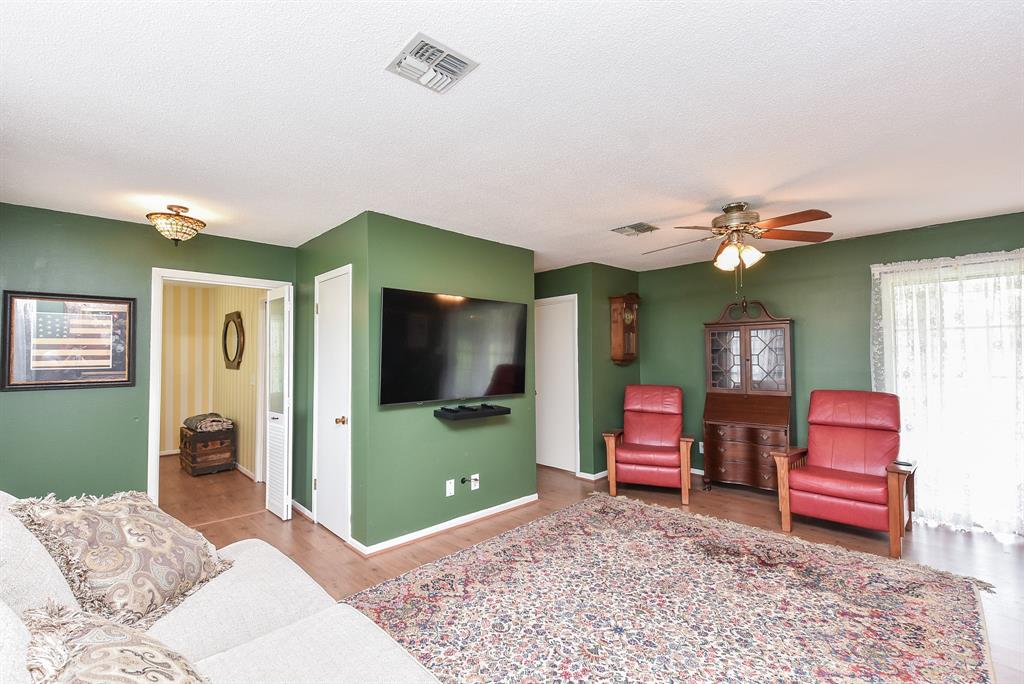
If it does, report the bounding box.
[184,413,234,432]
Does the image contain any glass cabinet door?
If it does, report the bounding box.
[748,326,789,393]
[708,328,744,391]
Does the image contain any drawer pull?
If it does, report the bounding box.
[718,466,726,473]
[717,428,725,436]
[760,451,770,459]
[762,472,772,481]
[718,445,725,453]
[760,431,770,440]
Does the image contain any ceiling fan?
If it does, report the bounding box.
[641,202,833,271]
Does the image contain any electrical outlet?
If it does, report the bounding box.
[470,473,480,491]
[699,441,704,454]
[445,479,455,497]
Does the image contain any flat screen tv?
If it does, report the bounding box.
[379,287,527,405]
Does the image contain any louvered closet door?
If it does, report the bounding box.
[265,285,293,520]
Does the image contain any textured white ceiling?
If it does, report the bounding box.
[1,1,1021,272]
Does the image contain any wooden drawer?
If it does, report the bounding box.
[753,465,778,490]
[706,423,748,443]
[752,428,787,447]
[706,458,755,485]
[706,423,787,447]
[708,439,753,463]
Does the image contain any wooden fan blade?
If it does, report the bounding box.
[642,235,718,255]
[672,225,714,231]
[759,228,833,242]
[754,209,831,230]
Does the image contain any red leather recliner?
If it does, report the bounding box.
[603,385,695,504]
[772,389,917,558]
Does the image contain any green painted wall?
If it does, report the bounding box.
[535,263,639,474]
[535,265,594,470]
[363,212,536,545]
[638,212,1024,469]
[0,203,296,498]
[292,213,369,538]
[294,212,537,545]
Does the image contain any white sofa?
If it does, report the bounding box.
[0,491,437,684]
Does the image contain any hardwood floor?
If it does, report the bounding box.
[161,460,1023,681]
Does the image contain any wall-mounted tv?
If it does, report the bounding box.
[379,287,527,405]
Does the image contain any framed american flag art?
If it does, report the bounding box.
[2,291,135,390]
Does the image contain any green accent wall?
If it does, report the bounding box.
[294,212,537,545]
[293,213,370,537]
[637,212,1024,469]
[535,263,639,474]
[0,203,296,498]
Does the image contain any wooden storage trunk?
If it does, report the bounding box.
[179,426,237,476]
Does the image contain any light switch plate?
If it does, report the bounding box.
[699,441,704,454]
[470,473,480,491]
[445,479,455,497]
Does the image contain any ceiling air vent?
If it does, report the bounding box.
[386,33,478,94]
[612,222,660,236]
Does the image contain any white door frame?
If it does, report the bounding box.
[311,264,353,532]
[147,267,293,504]
[534,294,581,477]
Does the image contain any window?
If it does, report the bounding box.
[871,249,1023,537]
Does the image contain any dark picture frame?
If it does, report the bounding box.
[1,290,136,391]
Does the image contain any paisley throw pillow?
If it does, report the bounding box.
[23,603,208,684]
[9,492,231,627]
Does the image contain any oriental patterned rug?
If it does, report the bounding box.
[348,493,994,683]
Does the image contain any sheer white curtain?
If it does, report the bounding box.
[870,249,1024,537]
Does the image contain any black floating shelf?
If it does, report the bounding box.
[434,403,511,421]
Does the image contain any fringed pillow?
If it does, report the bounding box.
[8,492,231,628]
[23,603,208,684]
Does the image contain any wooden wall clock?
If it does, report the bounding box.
[609,292,640,365]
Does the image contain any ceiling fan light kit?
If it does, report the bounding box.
[639,201,834,270]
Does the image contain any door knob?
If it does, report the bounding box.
[335,417,348,425]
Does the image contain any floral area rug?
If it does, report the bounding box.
[348,493,994,683]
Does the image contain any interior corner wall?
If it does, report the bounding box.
[0,203,296,499]
[293,212,370,535]
[160,283,213,453]
[362,212,536,546]
[535,265,595,470]
[534,263,639,475]
[636,212,1024,470]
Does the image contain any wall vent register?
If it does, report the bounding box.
[386,33,479,93]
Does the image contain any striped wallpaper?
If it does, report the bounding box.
[209,286,265,477]
[160,284,213,453]
[160,283,265,478]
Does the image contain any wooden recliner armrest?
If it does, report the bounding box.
[885,461,917,558]
[678,435,695,505]
[771,447,807,530]
[603,430,623,496]
[771,447,808,469]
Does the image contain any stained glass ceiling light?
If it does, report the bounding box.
[146,205,206,246]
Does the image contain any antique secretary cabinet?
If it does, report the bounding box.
[702,299,793,491]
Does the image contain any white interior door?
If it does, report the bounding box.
[265,285,293,520]
[313,268,352,540]
[535,295,579,473]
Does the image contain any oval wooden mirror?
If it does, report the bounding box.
[222,311,245,369]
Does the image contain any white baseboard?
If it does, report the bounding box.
[159,449,179,456]
[292,500,313,521]
[343,493,539,556]
[236,464,256,481]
